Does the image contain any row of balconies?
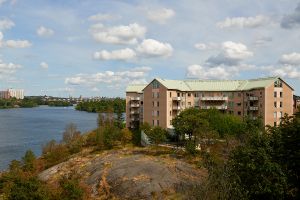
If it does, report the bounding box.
[200,105,228,110]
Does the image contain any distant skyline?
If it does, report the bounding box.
[0,0,300,97]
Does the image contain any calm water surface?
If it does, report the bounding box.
[0,106,97,170]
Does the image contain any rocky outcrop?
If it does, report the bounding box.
[39,148,207,199]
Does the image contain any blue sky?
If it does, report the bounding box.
[0,0,300,97]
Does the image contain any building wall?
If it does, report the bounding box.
[126,92,143,129]
[0,91,10,99]
[264,81,293,126]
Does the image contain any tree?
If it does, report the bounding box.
[146,126,167,145]
[62,123,81,145]
[227,132,287,199]
[120,128,132,146]
[22,150,36,172]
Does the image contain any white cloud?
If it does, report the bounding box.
[0,19,15,30]
[207,41,253,65]
[65,66,152,86]
[40,62,48,69]
[88,13,118,21]
[279,52,300,65]
[147,8,175,24]
[272,65,300,79]
[0,59,21,79]
[5,40,32,48]
[89,23,146,45]
[136,39,173,57]
[217,15,270,28]
[37,26,54,37]
[93,48,136,61]
[194,42,218,50]
[186,64,232,79]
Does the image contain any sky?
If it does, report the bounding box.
[0,0,300,97]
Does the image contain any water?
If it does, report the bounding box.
[0,106,98,171]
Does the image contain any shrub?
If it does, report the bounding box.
[120,128,133,146]
[42,141,70,168]
[59,173,87,200]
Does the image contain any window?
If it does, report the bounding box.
[274,112,277,119]
[170,92,172,97]
[274,122,277,126]
[188,93,191,97]
[152,80,160,89]
[237,102,241,106]
[274,80,282,87]
[157,101,160,107]
[274,102,277,108]
[141,101,143,105]
[177,93,180,97]
[238,111,241,115]
[274,91,277,97]
[157,120,159,126]
[157,111,159,116]
[152,101,154,107]
[182,93,184,97]
[152,120,154,126]
[280,92,283,98]
[194,93,198,97]
[280,102,282,108]
[280,111,283,118]
[170,111,172,116]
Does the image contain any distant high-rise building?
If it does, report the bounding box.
[0,89,24,99]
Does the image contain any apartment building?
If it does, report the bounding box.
[126,77,294,129]
[125,84,146,129]
[294,95,300,113]
[0,89,24,99]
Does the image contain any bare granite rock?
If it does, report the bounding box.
[38,148,207,199]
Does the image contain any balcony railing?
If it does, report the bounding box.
[172,97,181,101]
[130,104,140,107]
[249,96,258,101]
[200,105,228,110]
[249,106,258,111]
[130,97,140,101]
[130,110,139,114]
[200,96,228,101]
[172,106,181,110]
[131,117,139,121]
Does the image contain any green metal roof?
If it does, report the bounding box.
[156,77,282,91]
[126,77,293,93]
[126,84,147,93]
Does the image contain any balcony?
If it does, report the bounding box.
[130,97,140,101]
[200,105,228,110]
[130,103,140,107]
[200,96,228,101]
[249,96,258,101]
[249,106,258,111]
[131,117,139,121]
[172,97,181,101]
[130,110,139,114]
[172,106,181,110]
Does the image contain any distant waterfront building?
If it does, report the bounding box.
[126,77,295,129]
[0,89,24,99]
[0,90,10,99]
